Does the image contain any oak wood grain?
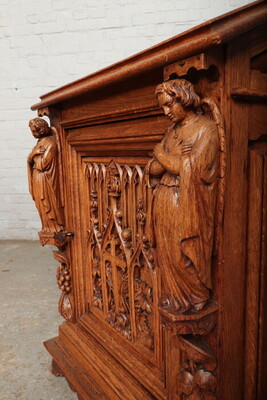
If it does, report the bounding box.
[27,3,267,399]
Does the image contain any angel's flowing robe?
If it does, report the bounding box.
[27,135,64,233]
[151,115,219,312]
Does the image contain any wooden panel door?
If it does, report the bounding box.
[62,120,168,399]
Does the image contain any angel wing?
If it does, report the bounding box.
[201,97,226,257]
[51,126,65,208]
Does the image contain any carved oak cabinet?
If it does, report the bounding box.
[28,2,267,399]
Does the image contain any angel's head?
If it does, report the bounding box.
[29,118,51,139]
[155,79,200,123]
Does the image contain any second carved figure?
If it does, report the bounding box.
[150,79,219,313]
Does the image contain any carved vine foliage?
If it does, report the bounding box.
[87,161,155,350]
[54,250,74,322]
[178,336,217,400]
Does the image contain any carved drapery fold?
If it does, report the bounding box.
[150,79,225,314]
[27,118,65,236]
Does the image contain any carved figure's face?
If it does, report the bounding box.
[30,124,42,139]
[157,92,186,123]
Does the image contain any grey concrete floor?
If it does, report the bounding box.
[0,241,77,400]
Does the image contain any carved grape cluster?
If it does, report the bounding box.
[178,338,217,400]
[178,366,216,399]
[56,263,71,294]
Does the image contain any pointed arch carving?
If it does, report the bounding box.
[86,159,157,350]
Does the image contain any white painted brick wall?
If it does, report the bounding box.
[0,0,253,239]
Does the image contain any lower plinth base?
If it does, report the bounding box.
[45,337,93,400]
[51,359,78,393]
[51,358,65,377]
[44,321,164,400]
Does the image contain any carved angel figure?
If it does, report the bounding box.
[27,118,64,233]
[150,79,219,313]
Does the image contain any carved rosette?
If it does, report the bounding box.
[87,160,156,350]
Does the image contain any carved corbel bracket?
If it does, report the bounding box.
[163,52,220,81]
[37,107,50,118]
[159,301,218,335]
[160,303,218,399]
[37,106,61,121]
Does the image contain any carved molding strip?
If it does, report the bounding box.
[231,87,267,103]
[61,104,160,129]
[163,51,221,81]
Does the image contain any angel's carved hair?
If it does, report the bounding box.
[29,118,51,137]
[155,79,201,110]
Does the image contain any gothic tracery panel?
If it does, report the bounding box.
[86,159,157,351]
